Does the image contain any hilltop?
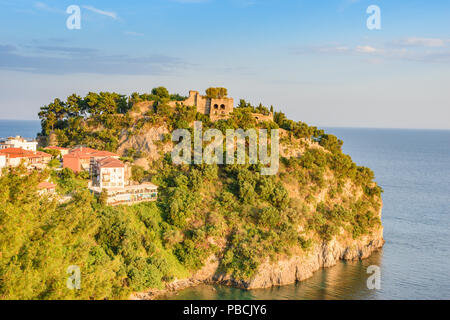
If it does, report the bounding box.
[0,87,383,299]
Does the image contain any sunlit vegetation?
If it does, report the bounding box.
[0,87,383,299]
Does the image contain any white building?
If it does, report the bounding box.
[92,157,125,189]
[90,183,158,206]
[89,156,158,206]
[0,136,38,152]
[0,154,6,170]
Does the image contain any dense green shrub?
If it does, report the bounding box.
[21,89,384,299]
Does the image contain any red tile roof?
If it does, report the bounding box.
[37,181,56,190]
[96,157,125,168]
[0,148,52,159]
[29,151,52,158]
[70,147,97,153]
[45,146,69,151]
[0,148,34,158]
[67,147,119,159]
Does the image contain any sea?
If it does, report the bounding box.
[163,127,450,300]
[1,120,449,299]
[0,120,41,140]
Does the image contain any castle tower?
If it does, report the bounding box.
[168,89,234,121]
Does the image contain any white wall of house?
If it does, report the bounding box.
[7,157,23,167]
[100,167,125,188]
[0,137,38,151]
[0,155,6,168]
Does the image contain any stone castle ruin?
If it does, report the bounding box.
[132,89,273,123]
[168,90,234,121]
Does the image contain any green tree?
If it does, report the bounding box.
[151,87,170,99]
[98,189,108,206]
[0,167,124,299]
[131,165,146,183]
[205,87,228,99]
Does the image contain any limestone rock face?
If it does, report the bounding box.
[130,255,220,300]
[238,228,384,289]
[131,227,384,299]
[117,126,172,162]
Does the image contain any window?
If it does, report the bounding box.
[214,104,219,109]
[220,104,225,109]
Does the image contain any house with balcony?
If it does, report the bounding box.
[89,156,158,206]
[92,157,125,189]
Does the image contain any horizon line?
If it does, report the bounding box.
[0,118,449,132]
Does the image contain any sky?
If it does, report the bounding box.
[0,0,449,129]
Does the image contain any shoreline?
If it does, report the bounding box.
[132,228,385,300]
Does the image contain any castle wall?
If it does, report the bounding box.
[252,112,274,123]
[209,98,234,121]
[167,90,234,121]
[151,90,276,124]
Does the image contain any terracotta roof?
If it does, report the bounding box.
[70,147,98,153]
[67,147,119,159]
[92,151,120,157]
[29,151,52,158]
[38,181,56,189]
[0,148,52,159]
[45,146,69,151]
[96,157,125,168]
[0,148,34,158]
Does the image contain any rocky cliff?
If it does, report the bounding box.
[132,212,384,299]
[222,226,384,290]
[117,126,172,164]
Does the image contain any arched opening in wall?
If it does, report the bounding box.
[221,111,225,115]
[214,104,219,109]
[220,104,225,109]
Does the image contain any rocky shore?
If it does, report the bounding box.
[131,226,384,300]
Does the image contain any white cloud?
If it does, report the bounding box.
[34,1,64,14]
[355,45,378,53]
[34,2,49,10]
[292,45,349,55]
[394,37,449,48]
[82,5,118,20]
[293,45,378,55]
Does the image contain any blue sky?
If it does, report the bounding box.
[0,0,449,129]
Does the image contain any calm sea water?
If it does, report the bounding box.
[0,120,41,139]
[160,128,450,300]
[1,121,448,299]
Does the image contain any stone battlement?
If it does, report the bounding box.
[168,90,234,121]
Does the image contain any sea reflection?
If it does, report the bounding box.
[159,249,384,300]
